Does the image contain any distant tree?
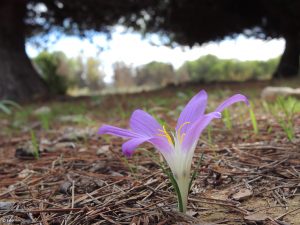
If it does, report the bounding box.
[68,56,86,89]
[135,61,174,87]
[33,51,68,95]
[176,66,190,83]
[34,52,106,92]
[182,55,219,81]
[178,55,279,82]
[84,57,106,91]
[113,62,135,89]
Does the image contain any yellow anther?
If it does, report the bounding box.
[163,125,174,145]
[177,122,190,139]
[157,126,174,145]
[180,133,186,144]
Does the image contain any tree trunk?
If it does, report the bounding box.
[273,33,300,79]
[0,0,47,101]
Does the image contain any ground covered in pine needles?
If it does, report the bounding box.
[0,81,300,225]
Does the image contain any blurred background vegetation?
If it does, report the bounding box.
[32,51,279,95]
[32,51,106,95]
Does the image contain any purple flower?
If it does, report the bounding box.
[98,90,248,212]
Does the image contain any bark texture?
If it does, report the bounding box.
[273,33,300,78]
[0,0,47,101]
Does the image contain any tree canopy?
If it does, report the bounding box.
[26,0,300,46]
[26,0,147,37]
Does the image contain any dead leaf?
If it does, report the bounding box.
[18,169,35,178]
[96,145,110,155]
[89,162,106,172]
[0,201,14,210]
[244,213,269,222]
[231,188,253,201]
[78,148,87,152]
[50,142,76,152]
[186,210,198,217]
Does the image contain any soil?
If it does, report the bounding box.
[0,80,300,225]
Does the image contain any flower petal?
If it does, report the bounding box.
[130,109,162,137]
[122,136,173,157]
[176,90,207,134]
[215,94,249,113]
[122,138,149,156]
[98,125,141,139]
[148,137,173,154]
[182,112,221,151]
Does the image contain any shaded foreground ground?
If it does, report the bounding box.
[0,80,300,224]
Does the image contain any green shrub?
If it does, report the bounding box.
[33,51,68,95]
[177,55,279,82]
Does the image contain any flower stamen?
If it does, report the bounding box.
[180,133,186,144]
[177,122,190,140]
[158,125,174,145]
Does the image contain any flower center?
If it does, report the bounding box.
[158,125,174,145]
[157,122,191,145]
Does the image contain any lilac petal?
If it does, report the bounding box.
[98,125,141,139]
[148,137,173,154]
[122,136,172,157]
[176,90,208,134]
[130,109,162,137]
[122,137,149,156]
[182,112,221,151]
[215,94,249,113]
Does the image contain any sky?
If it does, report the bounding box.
[26,26,285,83]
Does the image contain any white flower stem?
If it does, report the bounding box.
[176,173,190,213]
